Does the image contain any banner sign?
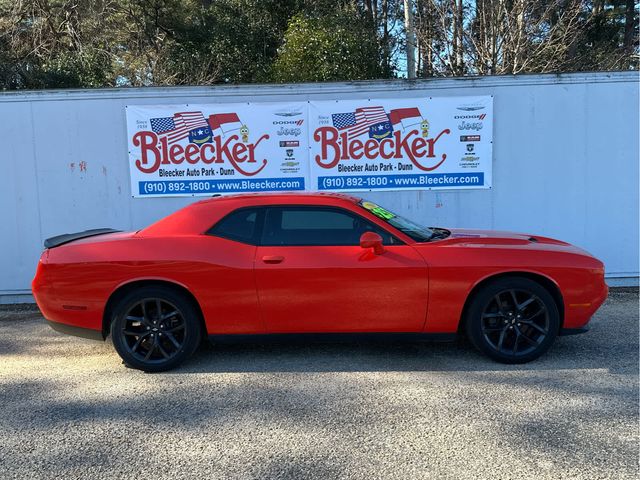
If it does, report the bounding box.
[126,102,309,197]
[309,96,492,192]
[126,96,492,197]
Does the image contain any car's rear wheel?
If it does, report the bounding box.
[465,277,560,364]
[111,286,202,372]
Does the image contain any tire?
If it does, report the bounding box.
[464,277,560,364]
[110,286,202,372]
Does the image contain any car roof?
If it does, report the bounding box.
[193,192,362,205]
[139,192,364,237]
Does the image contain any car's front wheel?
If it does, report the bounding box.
[465,277,560,364]
[111,286,202,372]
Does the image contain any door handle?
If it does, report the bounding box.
[262,255,284,264]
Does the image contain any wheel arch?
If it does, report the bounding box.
[102,279,206,338]
[458,271,565,334]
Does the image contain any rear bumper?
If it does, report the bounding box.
[33,261,104,337]
[559,326,589,336]
[46,319,104,341]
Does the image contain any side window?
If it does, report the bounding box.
[208,208,260,244]
[281,209,353,231]
[261,207,396,246]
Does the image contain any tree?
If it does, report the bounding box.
[271,8,392,82]
[465,0,587,75]
[110,0,301,86]
[414,0,637,77]
[0,0,115,89]
[567,0,639,71]
[0,0,636,90]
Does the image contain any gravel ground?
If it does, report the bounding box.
[0,290,638,479]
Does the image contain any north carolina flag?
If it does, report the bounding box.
[389,107,422,131]
[208,113,243,136]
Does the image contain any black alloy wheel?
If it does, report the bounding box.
[111,286,201,372]
[465,277,560,364]
[121,298,186,362]
[480,289,550,357]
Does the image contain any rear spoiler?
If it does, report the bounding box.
[44,228,121,249]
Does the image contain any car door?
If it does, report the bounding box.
[254,205,429,333]
[203,207,264,334]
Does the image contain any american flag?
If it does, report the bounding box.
[150,112,209,144]
[332,106,389,139]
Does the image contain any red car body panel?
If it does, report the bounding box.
[255,244,428,333]
[32,193,608,339]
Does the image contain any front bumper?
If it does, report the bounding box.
[563,281,609,330]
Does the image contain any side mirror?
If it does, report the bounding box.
[360,231,385,255]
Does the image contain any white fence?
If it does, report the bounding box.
[2,71,638,302]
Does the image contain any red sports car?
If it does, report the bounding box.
[32,193,608,371]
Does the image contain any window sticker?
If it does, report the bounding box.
[360,201,396,220]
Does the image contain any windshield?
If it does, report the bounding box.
[358,200,436,242]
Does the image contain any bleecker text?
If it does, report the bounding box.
[313,128,450,171]
[133,131,269,176]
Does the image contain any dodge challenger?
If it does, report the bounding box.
[32,193,608,372]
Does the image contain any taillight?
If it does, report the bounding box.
[33,251,49,287]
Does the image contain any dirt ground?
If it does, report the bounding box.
[0,289,638,479]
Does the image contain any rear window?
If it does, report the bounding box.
[208,208,260,244]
